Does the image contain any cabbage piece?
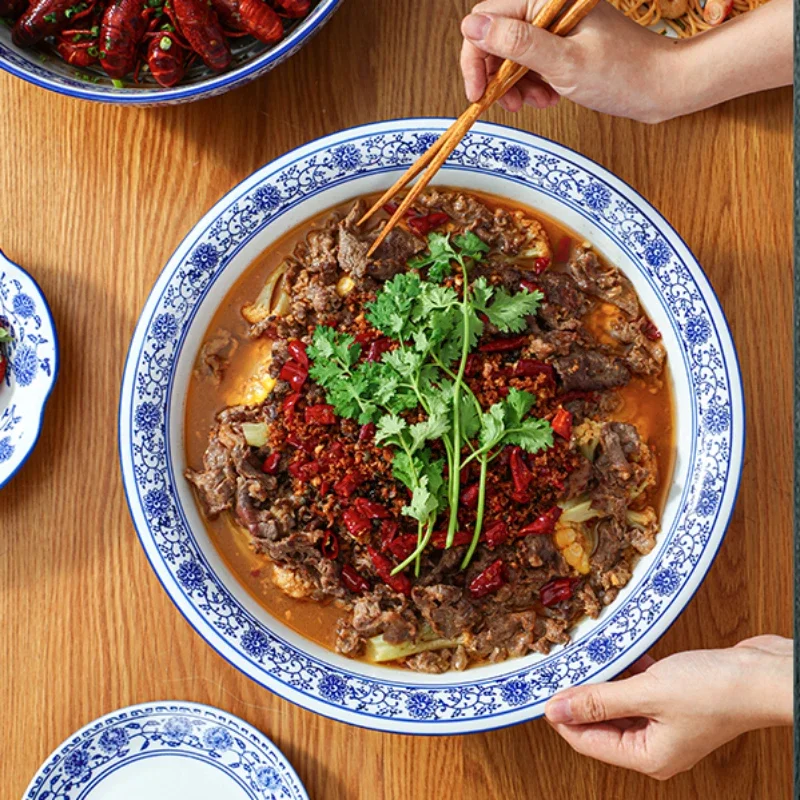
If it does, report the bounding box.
[366,635,461,663]
[242,261,289,325]
[241,422,268,448]
[558,495,602,524]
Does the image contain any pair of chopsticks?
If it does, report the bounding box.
[361,0,600,255]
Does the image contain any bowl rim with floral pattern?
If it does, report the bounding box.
[0,0,343,106]
[0,249,59,491]
[119,118,744,735]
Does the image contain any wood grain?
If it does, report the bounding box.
[0,1,792,797]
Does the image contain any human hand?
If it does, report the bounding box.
[460,0,681,123]
[543,635,793,780]
[460,0,792,123]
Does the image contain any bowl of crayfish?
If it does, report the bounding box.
[0,0,342,103]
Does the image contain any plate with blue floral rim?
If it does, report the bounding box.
[24,702,309,800]
[119,118,744,735]
[0,249,58,490]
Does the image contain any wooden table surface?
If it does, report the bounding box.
[0,1,793,797]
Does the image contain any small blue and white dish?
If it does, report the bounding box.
[120,119,744,734]
[0,250,58,490]
[24,702,309,799]
[0,0,343,105]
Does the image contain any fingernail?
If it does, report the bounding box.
[545,697,573,724]
[462,13,491,41]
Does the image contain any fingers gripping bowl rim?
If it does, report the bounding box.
[119,118,744,735]
[0,0,343,105]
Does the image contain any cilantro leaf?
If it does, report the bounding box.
[505,388,536,426]
[375,413,408,444]
[0,327,11,345]
[403,477,439,523]
[453,231,490,262]
[476,286,543,333]
[366,272,423,340]
[478,403,507,451]
[408,411,451,452]
[505,417,554,453]
[408,232,458,282]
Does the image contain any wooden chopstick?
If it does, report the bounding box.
[364,0,600,256]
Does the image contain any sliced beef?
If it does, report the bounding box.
[185,437,237,517]
[609,316,667,377]
[350,585,418,644]
[568,248,639,317]
[412,585,480,639]
[196,329,238,384]
[553,349,631,392]
[338,201,425,281]
[536,272,589,331]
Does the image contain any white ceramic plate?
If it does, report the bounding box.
[24,702,308,800]
[0,250,58,490]
[119,119,744,734]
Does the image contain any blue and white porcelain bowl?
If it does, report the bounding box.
[24,702,309,799]
[0,250,58,490]
[0,0,342,105]
[119,119,744,735]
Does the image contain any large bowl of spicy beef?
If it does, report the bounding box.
[185,188,673,674]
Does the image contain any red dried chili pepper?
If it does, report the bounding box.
[382,202,399,215]
[555,236,572,264]
[358,422,376,442]
[511,490,532,504]
[0,354,6,384]
[540,577,580,607]
[642,318,662,341]
[431,530,472,548]
[520,506,563,537]
[468,559,507,598]
[261,452,280,474]
[341,564,370,595]
[520,279,541,296]
[319,480,331,496]
[551,407,573,440]
[334,471,366,498]
[353,497,391,519]
[282,392,302,419]
[388,534,418,561]
[514,359,555,381]
[464,353,482,377]
[482,520,509,548]
[368,546,412,595]
[479,335,530,353]
[321,530,339,559]
[305,404,337,425]
[379,519,399,551]
[407,211,449,237]
[366,337,393,363]
[342,508,372,538]
[279,359,308,391]
[288,459,320,480]
[509,447,533,494]
[287,339,308,369]
[460,483,480,509]
[533,256,551,274]
[355,331,375,346]
[286,432,316,455]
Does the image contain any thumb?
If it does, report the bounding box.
[545,674,657,725]
[462,13,565,72]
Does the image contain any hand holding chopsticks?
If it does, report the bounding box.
[361,0,600,255]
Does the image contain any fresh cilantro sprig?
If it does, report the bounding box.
[307,231,552,573]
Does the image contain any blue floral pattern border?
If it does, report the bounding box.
[25,703,308,800]
[0,252,58,489]
[120,121,743,733]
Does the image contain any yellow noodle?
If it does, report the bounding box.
[606,0,770,37]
